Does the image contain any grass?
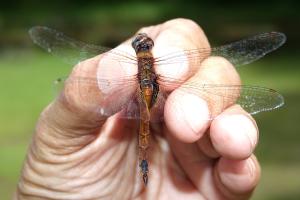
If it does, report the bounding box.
[0,50,70,199]
[252,164,300,200]
[0,49,299,199]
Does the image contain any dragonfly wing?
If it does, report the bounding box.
[157,76,284,120]
[29,26,137,65]
[180,84,284,118]
[236,86,284,114]
[54,76,142,119]
[154,32,286,70]
[211,32,286,66]
[148,89,168,122]
[154,48,210,65]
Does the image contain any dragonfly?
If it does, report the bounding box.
[29,26,286,186]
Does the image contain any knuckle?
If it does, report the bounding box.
[164,18,200,31]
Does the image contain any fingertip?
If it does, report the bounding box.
[160,18,209,48]
[153,18,209,53]
[216,155,261,195]
[164,90,210,143]
[210,110,258,159]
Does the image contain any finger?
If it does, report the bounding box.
[197,131,220,158]
[210,105,258,159]
[215,155,261,199]
[143,19,208,143]
[154,18,210,81]
[165,56,241,143]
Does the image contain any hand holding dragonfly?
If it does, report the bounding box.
[16,18,286,199]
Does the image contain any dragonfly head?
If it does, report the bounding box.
[132,33,154,53]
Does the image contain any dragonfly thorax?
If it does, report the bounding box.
[132,33,154,53]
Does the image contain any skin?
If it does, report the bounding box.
[15,18,260,200]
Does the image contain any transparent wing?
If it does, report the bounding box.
[236,86,284,114]
[154,32,286,67]
[29,26,137,65]
[157,76,284,119]
[54,75,142,119]
[54,75,284,121]
[211,32,286,66]
[31,27,285,120]
[29,27,286,68]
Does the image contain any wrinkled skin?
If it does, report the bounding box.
[15,19,260,200]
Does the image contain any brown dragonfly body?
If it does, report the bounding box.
[131,33,158,185]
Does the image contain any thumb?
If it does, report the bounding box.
[37,43,138,145]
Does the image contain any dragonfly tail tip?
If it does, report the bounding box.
[142,173,148,186]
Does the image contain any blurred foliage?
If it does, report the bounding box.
[0,0,299,199]
[0,0,300,49]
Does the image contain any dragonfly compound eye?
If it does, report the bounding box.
[132,33,154,53]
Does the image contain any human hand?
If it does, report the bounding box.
[16,18,260,200]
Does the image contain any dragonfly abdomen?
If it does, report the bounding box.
[132,33,158,186]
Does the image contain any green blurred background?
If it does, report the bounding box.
[0,0,299,199]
